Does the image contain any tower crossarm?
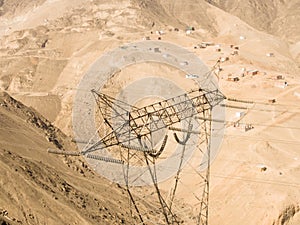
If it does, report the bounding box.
[83,89,225,154]
[127,89,224,136]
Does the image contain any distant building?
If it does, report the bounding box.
[235,111,245,118]
[247,69,259,76]
[245,124,254,132]
[156,30,165,35]
[231,50,239,55]
[220,57,229,62]
[268,99,276,103]
[228,77,240,82]
[200,42,214,47]
[276,75,284,80]
[186,74,199,79]
[180,61,188,66]
[185,26,195,35]
[154,47,161,53]
[186,26,195,31]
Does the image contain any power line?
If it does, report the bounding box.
[211,174,300,188]
[158,165,300,188]
[224,134,300,145]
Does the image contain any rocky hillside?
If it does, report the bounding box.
[0,1,300,224]
[0,0,46,18]
[207,0,300,43]
[0,92,142,225]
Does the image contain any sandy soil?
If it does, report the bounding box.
[0,91,147,224]
[1,0,300,224]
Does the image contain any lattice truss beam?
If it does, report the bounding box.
[81,88,224,155]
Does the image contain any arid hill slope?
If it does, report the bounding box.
[0,0,300,224]
[0,92,140,225]
[207,0,300,43]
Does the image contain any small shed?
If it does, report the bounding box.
[231,50,239,55]
[215,67,222,73]
[220,57,229,62]
[156,30,165,35]
[154,47,161,53]
[186,26,195,31]
[276,75,284,80]
[245,124,254,132]
[240,68,246,77]
[268,99,276,103]
[186,74,199,79]
[235,111,245,118]
[200,42,214,47]
[180,61,188,66]
[185,26,195,35]
[228,77,239,82]
[247,69,259,76]
[186,30,192,35]
[257,164,268,172]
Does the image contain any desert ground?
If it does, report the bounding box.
[1,0,300,224]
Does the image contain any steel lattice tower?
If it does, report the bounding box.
[49,88,225,225]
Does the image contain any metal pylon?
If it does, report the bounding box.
[48,88,225,224]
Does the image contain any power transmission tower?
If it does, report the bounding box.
[49,88,225,224]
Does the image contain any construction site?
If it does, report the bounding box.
[0,0,300,225]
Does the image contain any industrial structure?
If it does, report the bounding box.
[49,87,226,224]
